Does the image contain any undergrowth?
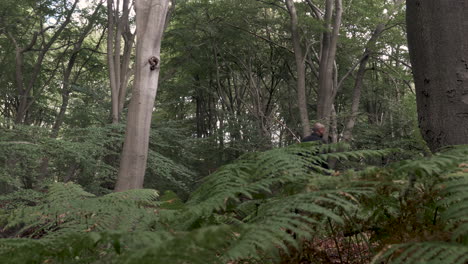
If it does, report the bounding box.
[0,143,467,264]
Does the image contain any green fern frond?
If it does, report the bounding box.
[395,145,468,179]
[373,242,468,264]
[46,182,96,202]
[373,147,468,264]
[322,148,397,162]
[440,172,468,242]
[4,183,161,238]
[223,190,368,259]
[0,144,399,264]
[122,226,237,264]
[0,189,44,210]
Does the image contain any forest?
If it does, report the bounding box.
[0,0,467,263]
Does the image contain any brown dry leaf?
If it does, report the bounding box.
[85,223,98,232]
[338,191,359,203]
[166,199,176,204]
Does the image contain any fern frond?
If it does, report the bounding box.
[373,242,468,264]
[395,145,468,179]
[0,144,399,264]
[373,147,468,264]
[223,190,367,260]
[46,182,96,202]
[4,183,161,238]
[440,172,468,241]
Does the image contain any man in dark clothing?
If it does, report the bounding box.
[300,122,329,170]
[301,122,326,143]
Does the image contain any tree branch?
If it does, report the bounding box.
[223,21,293,54]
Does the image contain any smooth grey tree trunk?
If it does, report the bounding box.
[285,0,311,138]
[406,0,468,152]
[115,0,170,191]
[316,0,342,141]
[317,0,343,127]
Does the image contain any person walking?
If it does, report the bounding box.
[301,123,326,143]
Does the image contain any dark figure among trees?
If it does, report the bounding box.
[301,122,327,143]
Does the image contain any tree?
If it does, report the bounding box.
[4,0,79,124]
[285,0,310,138]
[341,0,405,142]
[115,0,170,191]
[406,0,468,151]
[316,0,342,138]
[107,0,135,124]
[38,2,106,181]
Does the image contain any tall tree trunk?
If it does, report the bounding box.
[107,0,135,124]
[316,0,342,137]
[407,0,468,151]
[107,0,119,123]
[115,0,170,192]
[285,0,310,138]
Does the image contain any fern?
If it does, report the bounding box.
[442,172,468,242]
[373,242,468,264]
[4,183,160,238]
[0,144,397,263]
[223,188,372,260]
[188,143,391,210]
[372,146,468,264]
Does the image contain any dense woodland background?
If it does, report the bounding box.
[0,0,467,263]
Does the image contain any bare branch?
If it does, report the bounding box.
[0,141,37,145]
[304,0,324,19]
[222,21,293,54]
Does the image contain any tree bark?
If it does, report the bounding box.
[107,0,135,124]
[406,0,468,151]
[316,0,342,137]
[285,0,310,138]
[115,0,170,192]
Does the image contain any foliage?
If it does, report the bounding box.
[1,0,464,263]
[1,142,468,263]
[0,123,196,195]
[371,146,468,264]
[0,143,396,263]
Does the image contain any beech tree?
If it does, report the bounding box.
[285,0,310,138]
[107,0,135,124]
[407,0,468,151]
[115,0,171,191]
[316,0,342,136]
